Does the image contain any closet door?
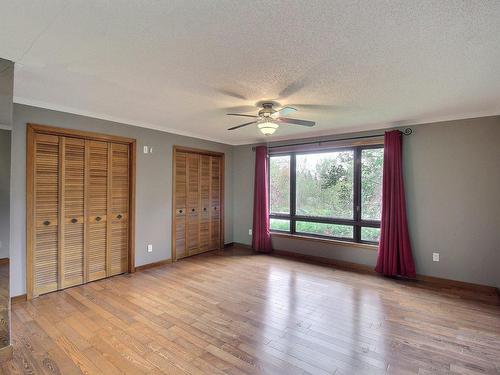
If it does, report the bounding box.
[32,134,60,296]
[86,140,109,282]
[209,156,221,250]
[60,137,85,288]
[198,155,211,253]
[109,143,130,276]
[186,153,200,255]
[174,152,187,259]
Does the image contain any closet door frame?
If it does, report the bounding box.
[171,146,225,261]
[26,123,136,299]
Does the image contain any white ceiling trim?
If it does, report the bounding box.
[13,96,230,145]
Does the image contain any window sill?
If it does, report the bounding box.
[271,232,378,251]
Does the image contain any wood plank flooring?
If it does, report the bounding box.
[4,247,500,374]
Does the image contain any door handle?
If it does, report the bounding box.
[71,218,78,224]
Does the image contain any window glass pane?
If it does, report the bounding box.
[361,227,381,242]
[270,155,290,214]
[296,221,353,239]
[296,151,354,219]
[270,218,290,231]
[361,148,384,220]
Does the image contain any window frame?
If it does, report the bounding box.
[268,144,383,245]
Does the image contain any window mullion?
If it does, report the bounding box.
[290,153,296,234]
[353,147,361,242]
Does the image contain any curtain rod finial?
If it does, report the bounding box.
[402,128,413,135]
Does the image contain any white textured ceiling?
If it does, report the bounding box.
[1,1,500,145]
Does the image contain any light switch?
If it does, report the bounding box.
[143,146,149,154]
[147,244,153,252]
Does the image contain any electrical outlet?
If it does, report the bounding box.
[143,146,149,154]
[248,229,252,236]
[147,244,153,252]
[432,252,440,262]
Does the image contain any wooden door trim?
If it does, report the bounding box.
[26,124,136,300]
[171,147,177,261]
[220,153,225,250]
[173,145,225,157]
[26,126,35,299]
[128,141,136,273]
[171,146,225,261]
[28,123,135,144]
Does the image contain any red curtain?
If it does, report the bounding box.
[375,130,416,277]
[252,146,272,253]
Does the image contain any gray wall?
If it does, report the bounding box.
[10,104,233,297]
[232,144,255,245]
[232,116,500,288]
[0,59,14,126]
[0,58,13,261]
[0,130,10,259]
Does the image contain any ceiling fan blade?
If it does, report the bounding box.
[276,106,297,116]
[227,121,258,130]
[277,117,315,127]
[226,113,259,118]
[278,77,309,99]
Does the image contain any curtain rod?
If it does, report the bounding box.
[252,127,413,151]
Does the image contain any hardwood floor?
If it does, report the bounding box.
[4,247,500,374]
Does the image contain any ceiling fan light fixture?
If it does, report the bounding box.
[258,120,279,135]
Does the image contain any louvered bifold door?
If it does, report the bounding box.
[60,137,85,288]
[209,156,221,250]
[186,153,200,256]
[109,143,129,276]
[174,152,187,259]
[33,134,60,296]
[198,155,211,254]
[86,140,109,282]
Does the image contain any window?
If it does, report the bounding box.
[269,145,383,244]
[269,155,290,215]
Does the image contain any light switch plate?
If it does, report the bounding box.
[147,244,153,252]
[248,229,252,236]
[143,146,149,154]
[432,252,439,262]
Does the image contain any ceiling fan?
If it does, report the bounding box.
[227,102,315,135]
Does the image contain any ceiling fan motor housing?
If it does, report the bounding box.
[258,102,276,118]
